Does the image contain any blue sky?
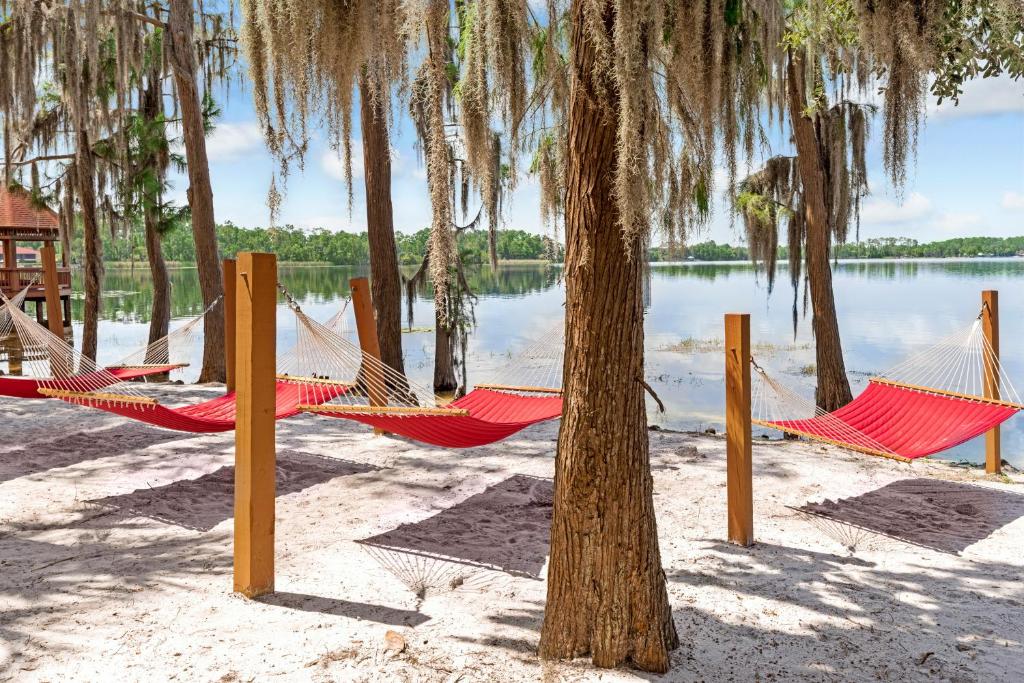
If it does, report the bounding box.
[168,72,1024,245]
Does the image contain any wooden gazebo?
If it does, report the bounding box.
[0,187,71,334]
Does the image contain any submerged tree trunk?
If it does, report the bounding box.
[359,75,405,378]
[168,0,225,383]
[786,52,852,412]
[144,210,171,360]
[75,130,103,362]
[538,0,678,672]
[432,310,457,393]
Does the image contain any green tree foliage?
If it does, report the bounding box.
[93,222,561,265]
[95,226,1024,266]
[834,236,1024,258]
[649,241,751,261]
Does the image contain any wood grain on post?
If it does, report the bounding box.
[350,277,387,432]
[233,252,277,598]
[223,258,237,393]
[40,244,63,338]
[725,313,753,546]
[982,290,1001,475]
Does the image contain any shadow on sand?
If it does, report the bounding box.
[87,451,379,531]
[795,478,1024,554]
[0,423,188,483]
[256,591,429,626]
[358,474,553,595]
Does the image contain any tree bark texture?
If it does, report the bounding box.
[141,76,171,367]
[144,210,171,360]
[538,0,679,672]
[75,129,103,362]
[432,308,457,393]
[359,77,405,378]
[786,52,853,412]
[168,0,225,383]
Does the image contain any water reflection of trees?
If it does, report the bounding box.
[835,259,1024,280]
[69,259,1022,324]
[651,259,1024,283]
[405,264,563,301]
[75,263,563,323]
[650,263,757,280]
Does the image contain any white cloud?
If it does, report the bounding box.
[929,74,1024,120]
[205,122,264,161]
[712,159,758,188]
[860,192,933,225]
[321,143,365,182]
[1002,190,1024,211]
[931,211,982,234]
[858,192,992,236]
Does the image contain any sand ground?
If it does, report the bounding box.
[1,384,1022,682]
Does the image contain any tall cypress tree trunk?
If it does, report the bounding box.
[75,130,103,362]
[786,51,852,412]
[142,76,171,366]
[168,0,225,383]
[359,75,404,377]
[538,0,678,672]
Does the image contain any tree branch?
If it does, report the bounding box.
[637,376,665,413]
[108,8,167,30]
[1,153,75,167]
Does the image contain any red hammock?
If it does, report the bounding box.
[50,379,348,433]
[304,388,563,448]
[0,365,184,399]
[757,379,1021,461]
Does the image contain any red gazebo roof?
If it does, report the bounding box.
[0,187,59,240]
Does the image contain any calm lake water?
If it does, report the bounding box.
[67,258,1024,465]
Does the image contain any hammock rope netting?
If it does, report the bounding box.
[281,290,564,448]
[0,286,197,398]
[3,284,564,444]
[752,311,1022,461]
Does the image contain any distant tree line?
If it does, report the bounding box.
[649,237,1024,262]
[91,222,564,266]
[649,241,751,261]
[390,227,564,265]
[88,229,1024,267]
[832,236,1024,258]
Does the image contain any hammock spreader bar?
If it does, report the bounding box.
[0,364,187,399]
[758,378,1020,460]
[43,379,349,433]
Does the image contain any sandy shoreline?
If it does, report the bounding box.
[1,384,1022,681]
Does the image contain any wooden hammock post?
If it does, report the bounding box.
[223,258,237,393]
[233,252,277,598]
[982,290,1001,474]
[40,244,63,338]
[725,313,753,546]
[40,243,66,378]
[350,277,387,433]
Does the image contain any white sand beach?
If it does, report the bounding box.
[1,384,1022,682]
